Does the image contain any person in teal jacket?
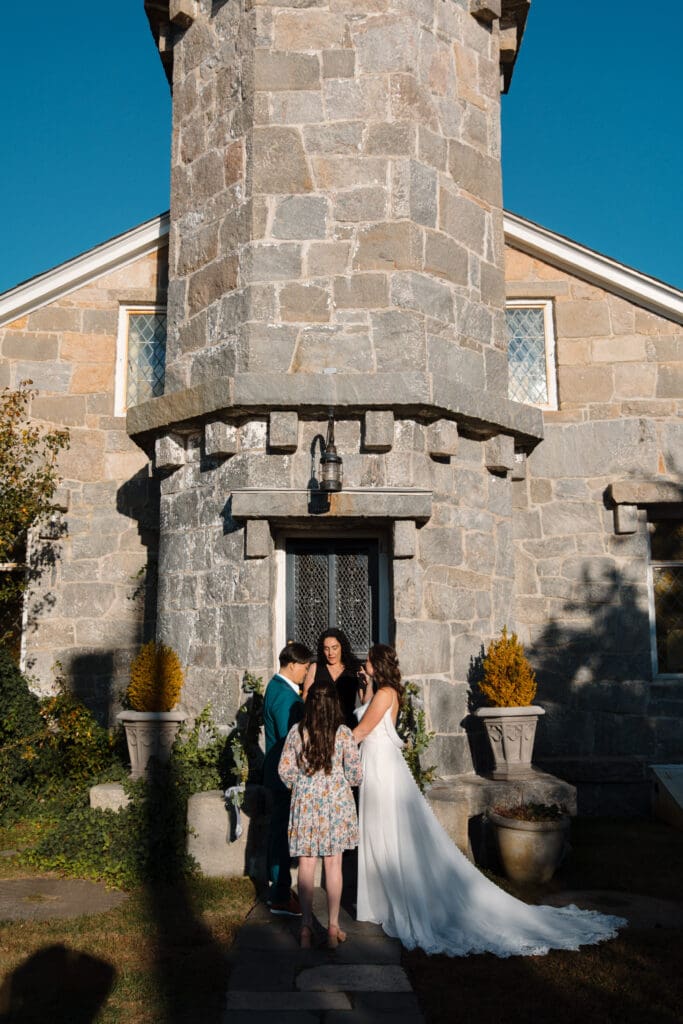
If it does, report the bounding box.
[263,641,313,915]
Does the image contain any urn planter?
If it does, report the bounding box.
[488,808,570,884]
[473,705,545,780]
[116,710,187,780]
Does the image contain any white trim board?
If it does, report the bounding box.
[504,211,683,324]
[0,214,170,328]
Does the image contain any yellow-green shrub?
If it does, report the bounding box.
[479,627,537,707]
[127,640,184,712]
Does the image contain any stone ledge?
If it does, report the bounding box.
[607,480,683,506]
[127,372,544,452]
[232,488,432,522]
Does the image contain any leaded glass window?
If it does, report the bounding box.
[506,302,557,408]
[126,311,166,408]
[650,519,683,675]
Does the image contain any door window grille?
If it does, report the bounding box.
[649,518,683,675]
[286,540,379,658]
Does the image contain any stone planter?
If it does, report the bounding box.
[473,705,545,780]
[488,808,570,884]
[116,710,187,780]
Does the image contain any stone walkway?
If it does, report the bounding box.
[0,876,127,921]
[224,888,425,1023]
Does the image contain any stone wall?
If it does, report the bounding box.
[164,0,509,396]
[0,250,167,722]
[155,410,518,774]
[506,245,683,811]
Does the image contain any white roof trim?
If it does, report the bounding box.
[504,211,683,324]
[0,213,170,327]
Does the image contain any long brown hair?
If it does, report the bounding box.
[297,679,344,775]
[368,643,404,708]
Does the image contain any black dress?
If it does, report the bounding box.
[313,662,359,729]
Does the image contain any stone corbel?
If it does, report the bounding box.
[363,411,394,453]
[470,0,501,24]
[169,0,196,29]
[393,520,416,559]
[426,419,459,460]
[485,434,515,474]
[613,505,638,535]
[155,433,185,472]
[205,420,238,459]
[269,411,299,453]
[245,519,273,559]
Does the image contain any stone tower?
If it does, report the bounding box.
[132,0,541,775]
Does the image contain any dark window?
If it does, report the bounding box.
[650,519,683,675]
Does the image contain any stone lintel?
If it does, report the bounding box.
[269,411,298,453]
[363,411,394,452]
[231,488,432,523]
[608,480,683,506]
[245,519,273,559]
[614,504,638,535]
[393,520,417,559]
[128,373,544,452]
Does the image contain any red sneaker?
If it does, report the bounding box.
[269,893,302,917]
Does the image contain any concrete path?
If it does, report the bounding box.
[0,877,127,921]
[224,888,425,1023]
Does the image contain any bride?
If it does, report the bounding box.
[352,643,626,958]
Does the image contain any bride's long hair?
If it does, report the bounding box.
[368,644,404,708]
[297,679,344,776]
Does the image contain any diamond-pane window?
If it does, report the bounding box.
[506,302,556,408]
[650,519,683,675]
[126,312,166,408]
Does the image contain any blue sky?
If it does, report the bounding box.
[0,2,680,294]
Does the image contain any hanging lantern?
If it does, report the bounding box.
[319,414,343,492]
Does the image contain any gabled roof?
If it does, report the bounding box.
[0,209,681,328]
[0,214,169,328]
[504,211,683,324]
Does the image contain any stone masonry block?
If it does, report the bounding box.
[393,520,416,559]
[426,419,459,458]
[155,434,185,471]
[269,411,298,452]
[245,519,273,559]
[89,783,130,812]
[614,504,638,535]
[485,434,515,473]
[186,787,269,881]
[363,410,394,452]
[205,420,238,458]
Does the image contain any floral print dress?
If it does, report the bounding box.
[278,724,363,857]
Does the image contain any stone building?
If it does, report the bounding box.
[0,0,681,812]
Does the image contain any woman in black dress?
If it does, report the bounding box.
[304,628,360,729]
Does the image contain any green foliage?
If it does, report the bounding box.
[479,626,537,707]
[397,681,436,793]
[0,381,70,648]
[0,647,44,817]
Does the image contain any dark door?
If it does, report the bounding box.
[286,539,380,659]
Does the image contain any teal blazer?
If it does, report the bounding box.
[263,674,303,791]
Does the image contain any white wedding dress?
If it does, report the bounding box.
[355,703,626,957]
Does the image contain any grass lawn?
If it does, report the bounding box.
[0,818,255,1024]
[403,817,683,1024]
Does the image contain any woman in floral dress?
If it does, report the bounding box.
[279,678,363,948]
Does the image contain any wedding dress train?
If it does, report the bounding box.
[355,704,626,957]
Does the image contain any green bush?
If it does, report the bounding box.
[33,690,116,793]
[0,647,44,814]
